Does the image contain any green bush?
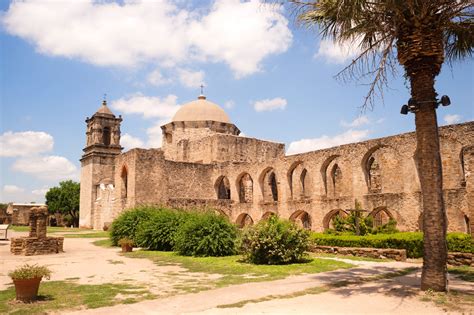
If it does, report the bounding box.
[240,216,310,265]
[109,206,156,246]
[311,232,473,258]
[135,209,187,251]
[174,211,237,257]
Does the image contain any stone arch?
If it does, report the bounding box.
[236,213,254,228]
[330,164,343,197]
[215,176,231,200]
[121,165,128,199]
[288,162,312,199]
[368,207,393,227]
[321,155,339,195]
[260,168,278,202]
[289,210,312,230]
[323,209,349,230]
[261,211,276,220]
[464,214,471,235]
[103,126,111,146]
[237,172,253,203]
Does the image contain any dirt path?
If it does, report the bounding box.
[1,232,470,314]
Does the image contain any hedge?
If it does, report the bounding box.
[311,232,473,258]
[109,206,157,246]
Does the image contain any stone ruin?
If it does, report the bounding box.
[10,206,64,256]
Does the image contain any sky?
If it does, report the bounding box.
[1,0,473,204]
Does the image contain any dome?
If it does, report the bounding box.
[95,100,114,116]
[172,96,231,123]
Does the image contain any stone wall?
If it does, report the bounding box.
[447,252,473,266]
[309,245,407,261]
[10,237,64,256]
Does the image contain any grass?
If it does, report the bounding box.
[313,253,391,262]
[126,250,354,287]
[92,239,113,247]
[420,289,474,313]
[0,281,154,315]
[448,266,474,282]
[62,231,109,238]
[10,226,88,233]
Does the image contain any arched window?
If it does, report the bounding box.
[121,166,128,199]
[367,157,382,193]
[464,215,471,235]
[323,209,348,230]
[290,210,312,230]
[238,173,253,203]
[261,168,278,202]
[216,176,231,200]
[369,207,393,227]
[288,163,311,200]
[103,127,111,146]
[331,164,342,197]
[300,168,311,198]
[236,213,254,228]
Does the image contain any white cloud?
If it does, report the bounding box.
[224,100,235,109]
[111,94,180,120]
[32,187,50,196]
[443,114,461,125]
[12,155,79,181]
[3,185,25,193]
[2,0,291,78]
[146,123,164,148]
[315,38,362,64]
[121,133,145,151]
[287,129,370,155]
[253,97,287,112]
[147,68,172,86]
[177,68,205,88]
[0,131,54,157]
[341,116,370,128]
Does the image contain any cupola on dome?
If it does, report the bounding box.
[172,95,231,123]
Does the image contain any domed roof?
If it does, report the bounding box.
[95,100,114,116]
[172,96,231,123]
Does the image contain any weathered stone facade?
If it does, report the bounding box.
[79,96,474,237]
[6,203,47,226]
[10,206,64,256]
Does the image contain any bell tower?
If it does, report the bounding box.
[79,99,122,229]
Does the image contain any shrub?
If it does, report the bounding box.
[109,206,157,246]
[174,211,237,257]
[9,264,52,280]
[240,216,310,265]
[135,209,187,251]
[311,232,473,258]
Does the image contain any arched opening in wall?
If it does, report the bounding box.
[121,166,128,199]
[216,176,231,200]
[464,215,471,234]
[261,211,275,220]
[321,155,339,196]
[460,147,467,186]
[331,164,343,197]
[236,213,254,228]
[367,157,382,193]
[300,168,311,198]
[260,168,278,202]
[368,207,393,227]
[288,162,302,199]
[237,173,253,203]
[103,127,111,146]
[323,209,348,230]
[289,210,312,230]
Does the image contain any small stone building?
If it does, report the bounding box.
[79,96,474,236]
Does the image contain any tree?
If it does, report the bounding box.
[288,0,473,291]
[45,180,80,227]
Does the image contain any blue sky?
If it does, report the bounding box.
[1,0,473,203]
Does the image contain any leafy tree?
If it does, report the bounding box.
[45,180,80,227]
[289,0,472,292]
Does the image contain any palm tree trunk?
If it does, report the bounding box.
[409,61,448,292]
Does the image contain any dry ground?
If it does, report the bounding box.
[1,231,472,314]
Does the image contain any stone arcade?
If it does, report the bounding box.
[79,95,474,236]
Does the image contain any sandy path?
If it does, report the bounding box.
[0,231,219,295]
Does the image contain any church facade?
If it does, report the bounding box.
[79,96,474,236]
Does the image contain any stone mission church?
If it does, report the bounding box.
[79,95,474,236]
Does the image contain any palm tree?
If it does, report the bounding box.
[288,0,473,291]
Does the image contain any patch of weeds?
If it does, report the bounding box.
[92,239,113,248]
[126,250,353,287]
[420,289,474,313]
[449,266,474,282]
[107,260,124,265]
[0,281,154,314]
